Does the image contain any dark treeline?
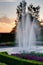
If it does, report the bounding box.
[0,33,16,43]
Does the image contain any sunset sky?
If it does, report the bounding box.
[0,0,43,33]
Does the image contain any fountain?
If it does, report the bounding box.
[16,0,40,53]
[0,0,41,54]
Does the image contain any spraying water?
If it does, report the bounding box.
[16,0,41,53]
[16,1,34,52]
[0,0,41,54]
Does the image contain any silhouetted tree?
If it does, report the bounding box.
[16,2,22,21]
[28,4,40,19]
[16,1,40,20]
[16,1,26,21]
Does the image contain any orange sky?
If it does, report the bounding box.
[0,18,16,33]
[0,17,43,33]
[0,1,43,33]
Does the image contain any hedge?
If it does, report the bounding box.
[0,53,43,65]
[0,63,7,65]
[29,52,43,57]
[0,52,8,55]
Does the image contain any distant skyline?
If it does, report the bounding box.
[0,0,43,20]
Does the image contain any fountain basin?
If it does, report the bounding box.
[0,46,43,54]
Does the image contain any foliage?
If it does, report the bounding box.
[6,42,16,46]
[11,52,43,62]
[30,52,43,57]
[0,53,43,65]
[28,4,40,18]
[17,0,40,21]
[40,36,43,41]
[0,41,16,46]
[0,63,7,65]
[0,52,8,55]
[0,33,15,43]
[16,1,26,20]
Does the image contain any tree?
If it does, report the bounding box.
[16,2,22,21]
[28,4,40,19]
[16,1,40,20]
[16,1,26,21]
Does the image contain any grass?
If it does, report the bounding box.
[0,63,7,65]
[0,41,16,46]
[0,53,43,65]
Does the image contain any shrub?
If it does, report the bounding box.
[0,53,43,65]
[0,52,8,55]
[0,63,7,65]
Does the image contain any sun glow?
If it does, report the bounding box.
[39,19,43,26]
[0,19,16,33]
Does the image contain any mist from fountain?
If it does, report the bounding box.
[16,12,37,52]
[16,0,41,53]
[29,18,36,46]
[0,0,41,54]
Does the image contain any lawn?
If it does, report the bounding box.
[0,63,7,65]
[0,52,43,65]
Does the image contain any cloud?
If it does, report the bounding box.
[0,16,16,33]
[0,0,15,2]
[0,22,13,33]
[0,20,16,33]
[0,0,22,2]
[0,16,11,23]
